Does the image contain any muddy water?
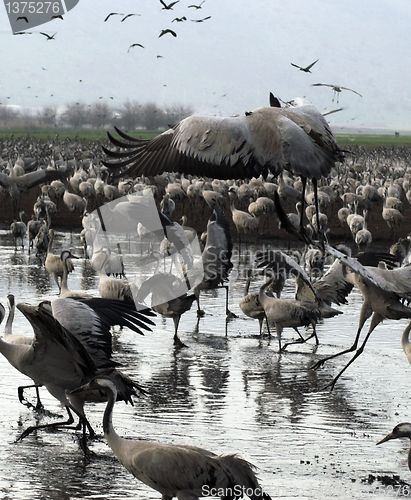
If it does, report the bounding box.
[0,230,410,499]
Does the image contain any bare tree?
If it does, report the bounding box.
[119,100,142,130]
[140,102,167,130]
[38,106,58,128]
[60,102,88,128]
[88,102,112,128]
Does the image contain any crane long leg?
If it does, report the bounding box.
[18,384,43,410]
[265,315,271,337]
[312,301,372,370]
[220,285,237,318]
[196,294,205,317]
[323,313,384,391]
[281,324,318,351]
[313,178,321,241]
[16,405,95,447]
[16,406,75,442]
[275,324,283,351]
[299,177,307,232]
[173,315,188,348]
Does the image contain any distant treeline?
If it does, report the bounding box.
[0,101,193,131]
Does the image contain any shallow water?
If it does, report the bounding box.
[0,230,410,499]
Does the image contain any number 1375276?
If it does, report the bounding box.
[5,2,62,14]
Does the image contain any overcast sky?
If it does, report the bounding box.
[0,0,410,129]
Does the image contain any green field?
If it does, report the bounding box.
[0,128,158,141]
[336,134,411,146]
[0,127,411,146]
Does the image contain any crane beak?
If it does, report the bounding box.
[376,432,395,445]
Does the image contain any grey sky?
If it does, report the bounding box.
[0,0,410,129]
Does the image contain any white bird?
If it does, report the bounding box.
[103,96,343,243]
[45,230,75,291]
[71,376,272,500]
[377,423,411,471]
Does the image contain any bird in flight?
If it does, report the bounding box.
[40,32,56,40]
[188,1,206,8]
[16,16,29,23]
[191,16,211,22]
[159,0,179,10]
[312,83,362,103]
[104,12,124,22]
[322,107,344,117]
[172,16,187,22]
[156,54,164,58]
[51,14,64,20]
[121,14,141,22]
[14,31,32,35]
[128,43,145,52]
[159,29,177,38]
[290,58,319,73]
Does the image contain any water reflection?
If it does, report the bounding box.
[0,234,408,499]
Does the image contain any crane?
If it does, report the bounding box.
[71,376,272,499]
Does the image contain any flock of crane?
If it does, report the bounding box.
[1,95,411,497]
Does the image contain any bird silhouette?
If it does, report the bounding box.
[16,16,29,23]
[104,12,123,22]
[191,16,211,22]
[121,13,141,22]
[188,1,206,8]
[51,14,64,20]
[159,0,179,10]
[312,83,362,102]
[290,58,319,73]
[128,43,145,52]
[159,28,177,38]
[172,16,187,22]
[40,32,56,40]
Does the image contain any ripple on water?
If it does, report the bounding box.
[0,236,409,499]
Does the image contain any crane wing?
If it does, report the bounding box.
[255,249,317,298]
[17,303,96,384]
[50,298,155,359]
[340,86,362,97]
[325,245,410,297]
[14,168,66,189]
[305,58,319,70]
[103,115,270,180]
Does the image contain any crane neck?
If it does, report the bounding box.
[102,384,123,454]
[60,259,70,296]
[401,321,411,352]
[244,275,251,296]
[3,303,14,336]
[258,279,274,306]
[47,232,54,253]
